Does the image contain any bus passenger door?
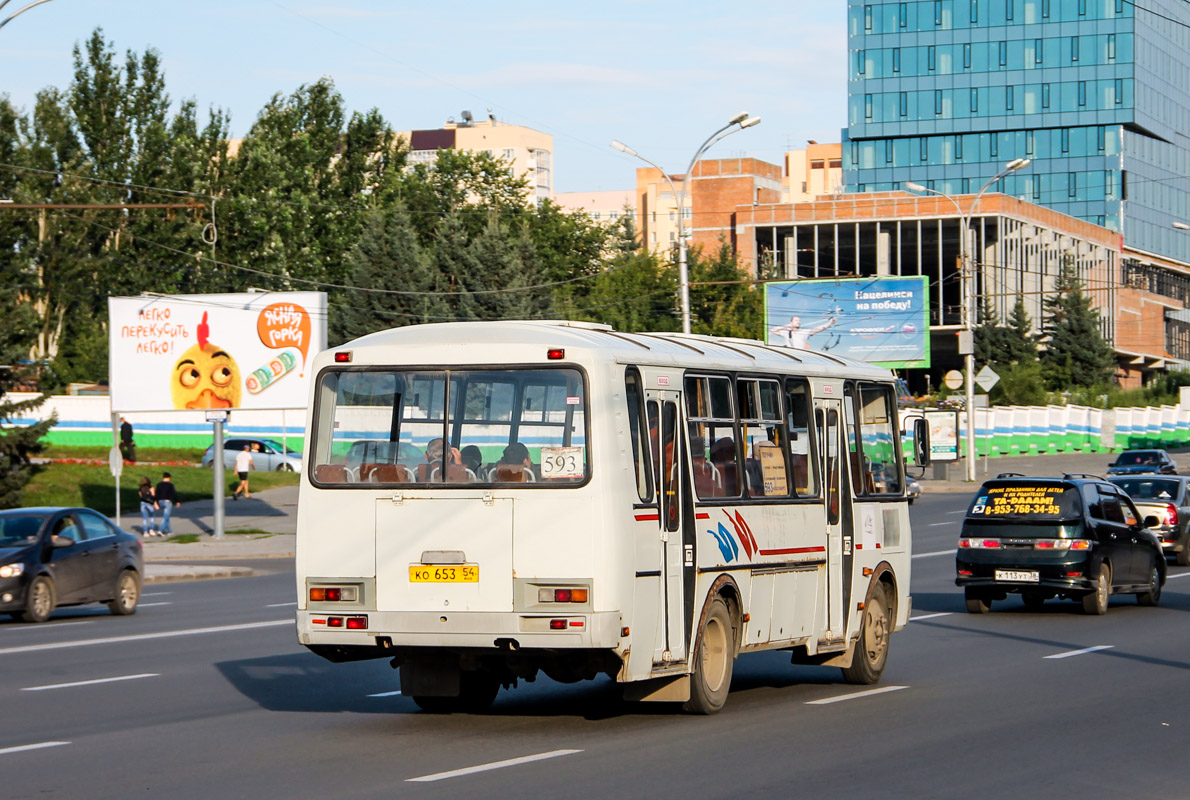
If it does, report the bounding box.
[647,393,687,666]
[816,400,846,642]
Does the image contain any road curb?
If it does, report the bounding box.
[144,565,256,584]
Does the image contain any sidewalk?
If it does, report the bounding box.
[133,484,297,584]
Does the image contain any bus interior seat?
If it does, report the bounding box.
[494,464,537,482]
[692,458,723,497]
[315,464,348,483]
[431,464,474,483]
[367,464,409,483]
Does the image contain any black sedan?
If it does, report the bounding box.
[1106,449,1179,476]
[0,507,143,623]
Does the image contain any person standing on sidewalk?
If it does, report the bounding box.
[232,444,254,500]
[120,417,136,463]
[154,472,181,537]
[138,476,157,536]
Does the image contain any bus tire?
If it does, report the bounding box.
[842,583,890,685]
[411,671,498,714]
[683,596,735,715]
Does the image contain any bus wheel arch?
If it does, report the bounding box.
[683,575,741,715]
[842,564,897,685]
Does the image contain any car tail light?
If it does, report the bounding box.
[1033,539,1092,550]
[1165,503,1178,526]
[958,538,1001,549]
[957,570,973,576]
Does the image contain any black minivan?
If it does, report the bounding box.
[956,474,1166,615]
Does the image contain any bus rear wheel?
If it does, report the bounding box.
[842,583,890,685]
[683,596,735,715]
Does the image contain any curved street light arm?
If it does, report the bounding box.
[0,0,55,30]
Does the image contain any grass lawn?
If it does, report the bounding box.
[22,461,300,516]
[41,444,208,464]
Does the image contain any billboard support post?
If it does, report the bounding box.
[209,413,227,540]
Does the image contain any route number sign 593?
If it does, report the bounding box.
[540,446,584,479]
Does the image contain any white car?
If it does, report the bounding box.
[201,437,302,471]
[906,475,922,504]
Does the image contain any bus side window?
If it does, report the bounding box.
[785,378,819,498]
[685,374,741,499]
[625,369,653,502]
[647,400,662,505]
[739,378,788,498]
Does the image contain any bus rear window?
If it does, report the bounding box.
[967,483,1081,521]
[310,367,588,487]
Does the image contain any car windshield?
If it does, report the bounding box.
[0,514,45,546]
[1118,451,1161,466]
[966,483,1082,521]
[1111,478,1181,501]
[263,439,300,455]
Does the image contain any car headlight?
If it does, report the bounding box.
[0,563,24,579]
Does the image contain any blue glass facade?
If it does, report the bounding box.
[845,0,1190,262]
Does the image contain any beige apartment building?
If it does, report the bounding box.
[784,143,844,203]
[399,111,554,202]
[551,190,635,223]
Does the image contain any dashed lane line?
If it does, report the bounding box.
[911,612,952,621]
[22,673,158,692]
[912,550,954,559]
[0,742,70,756]
[806,685,909,705]
[0,619,292,655]
[1044,645,1114,660]
[137,602,172,608]
[928,521,958,527]
[267,602,298,607]
[407,750,583,783]
[2,621,92,633]
[367,690,402,698]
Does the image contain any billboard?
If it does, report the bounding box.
[109,292,327,412]
[763,276,930,368]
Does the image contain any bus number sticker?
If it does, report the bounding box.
[540,446,584,479]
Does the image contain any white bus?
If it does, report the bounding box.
[296,321,927,713]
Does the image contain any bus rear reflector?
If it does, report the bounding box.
[550,619,566,630]
[327,617,344,628]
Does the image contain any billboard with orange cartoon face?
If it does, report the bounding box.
[108,292,327,412]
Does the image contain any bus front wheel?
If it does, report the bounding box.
[842,583,890,685]
[683,596,735,715]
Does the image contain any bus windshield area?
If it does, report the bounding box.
[309,367,588,487]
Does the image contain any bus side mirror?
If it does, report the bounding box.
[912,417,931,467]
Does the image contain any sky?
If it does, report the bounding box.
[0,1,848,194]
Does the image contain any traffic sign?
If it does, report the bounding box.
[943,369,963,390]
[976,365,1000,392]
[108,446,123,478]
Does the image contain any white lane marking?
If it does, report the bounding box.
[22,673,158,692]
[1044,645,1114,660]
[367,690,402,698]
[0,619,292,656]
[911,612,952,621]
[928,521,958,527]
[0,741,70,756]
[947,510,968,515]
[137,602,171,608]
[912,550,953,559]
[807,685,909,705]
[3,621,93,633]
[142,592,173,597]
[407,750,583,783]
[1165,572,1190,580]
[267,602,298,608]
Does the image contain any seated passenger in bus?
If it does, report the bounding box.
[690,435,722,498]
[419,437,464,482]
[493,442,534,482]
[710,437,740,496]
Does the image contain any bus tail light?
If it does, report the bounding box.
[346,616,368,630]
[327,617,344,628]
[334,351,352,363]
[550,619,566,630]
[537,587,589,603]
[309,585,358,602]
[547,348,565,360]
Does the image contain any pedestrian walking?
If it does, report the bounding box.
[138,476,157,536]
[232,444,254,500]
[154,472,181,536]
[119,416,136,463]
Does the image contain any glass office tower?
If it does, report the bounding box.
[844,0,1190,262]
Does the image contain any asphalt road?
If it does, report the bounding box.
[5,489,1190,799]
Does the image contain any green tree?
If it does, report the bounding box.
[1041,258,1116,391]
[0,367,55,508]
[688,239,762,339]
[572,214,677,332]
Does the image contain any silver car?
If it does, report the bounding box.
[1109,476,1190,566]
[906,475,922,505]
[201,437,303,472]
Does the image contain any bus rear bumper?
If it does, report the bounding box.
[297,609,623,650]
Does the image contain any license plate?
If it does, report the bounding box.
[995,569,1039,583]
[409,565,478,583]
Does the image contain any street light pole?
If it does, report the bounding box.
[906,158,1030,481]
[612,112,761,334]
[0,0,56,31]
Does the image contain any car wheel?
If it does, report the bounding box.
[277,463,293,472]
[107,569,141,616]
[20,576,56,623]
[683,596,735,714]
[1021,590,1046,611]
[842,583,891,685]
[1082,563,1111,615]
[1137,561,1163,607]
[964,588,990,614]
